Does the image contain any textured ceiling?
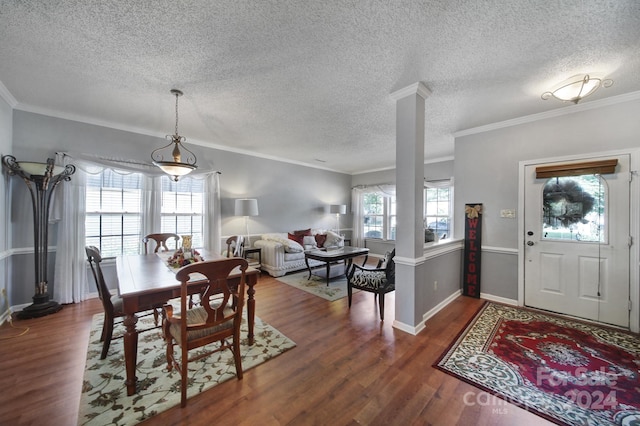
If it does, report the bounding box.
[1,1,640,174]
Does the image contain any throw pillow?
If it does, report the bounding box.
[314,233,327,248]
[302,235,317,250]
[324,230,344,247]
[293,228,312,236]
[288,232,305,246]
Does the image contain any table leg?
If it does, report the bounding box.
[326,261,331,286]
[123,313,139,396]
[305,256,312,280]
[247,281,255,345]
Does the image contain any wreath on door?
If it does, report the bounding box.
[543,178,595,227]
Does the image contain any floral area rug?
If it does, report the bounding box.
[275,269,357,301]
[79,312,295,425]
[434,302,640,425]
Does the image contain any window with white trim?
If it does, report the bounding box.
[363,192,396,240]
[85,171,205,257]
[424,180,453,240]
[160,176,204,249]
[85,169,143,257]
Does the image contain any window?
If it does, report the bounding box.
[86,169,143,257]
[363,193,396,240]
[424,181,453,240]
[85,170,205,257]
[160,176,204,249]
[541,175,605,242]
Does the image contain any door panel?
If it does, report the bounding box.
[524,155,630,328]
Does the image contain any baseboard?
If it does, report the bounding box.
[480,292,518,306]
[393,289,462,335]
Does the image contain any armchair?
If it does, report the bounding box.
[346,249,395,321]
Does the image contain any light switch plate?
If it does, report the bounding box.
[500,209,516,218]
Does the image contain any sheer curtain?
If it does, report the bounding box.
[203,172,222,254]
[53,153,88,303]
[52,152,222,304]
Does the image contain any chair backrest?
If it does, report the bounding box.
[225,235,245,257]
[175,257,249,332]
[384,249,396,284]
[85,245,114,312]
[143,233,180,254]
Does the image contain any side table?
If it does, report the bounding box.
[243,247,262,270]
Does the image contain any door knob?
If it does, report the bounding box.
[527,241,534,246]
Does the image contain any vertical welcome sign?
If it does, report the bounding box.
[463,204,483,298]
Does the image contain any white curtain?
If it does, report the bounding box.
[141,175,163,251]
[203,172,222,254]
[52,151,221,303]
[53,153,89,304]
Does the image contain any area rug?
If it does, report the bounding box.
[434,302,640,426]
[78,312,295,425]
[275,269,356,301]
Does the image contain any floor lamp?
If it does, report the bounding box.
[235,198,259,248]
[330,204,346,233]
[2,155,75,319]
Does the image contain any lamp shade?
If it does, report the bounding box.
[235,199,259,216]
[330,204,347,214]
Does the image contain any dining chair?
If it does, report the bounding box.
[346,249,395,321]
[86,246,163,359]
[225,235,245,257]
[142,233,180,254]
[163,257,249,407]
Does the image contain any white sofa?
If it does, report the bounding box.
[254,230,344,277]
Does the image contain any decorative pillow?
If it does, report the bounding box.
[324,230,344,247]
[302,235,317,250]
[314,233,327,248]
[261,234,304,253]
[293,228,312,236]
[288,232,305,246]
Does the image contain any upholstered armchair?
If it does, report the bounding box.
[346,249,395,321]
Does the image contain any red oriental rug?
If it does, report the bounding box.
[434,302,640,425]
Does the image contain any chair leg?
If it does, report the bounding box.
[347,284,353,308]
[233,336,244,379]
[378,292,385,321]
[153,308,160,326]
[101,314,114,359]
[180,346,188,408]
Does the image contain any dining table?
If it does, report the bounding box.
[116,249,260,396]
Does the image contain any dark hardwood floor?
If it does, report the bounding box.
[0,265,552,425]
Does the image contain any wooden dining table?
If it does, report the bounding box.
[116,249,260,396]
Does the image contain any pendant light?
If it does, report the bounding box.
[152,89,197,181]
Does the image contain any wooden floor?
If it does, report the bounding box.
[0,268,552,426]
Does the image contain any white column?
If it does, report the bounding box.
[390,82,430,329]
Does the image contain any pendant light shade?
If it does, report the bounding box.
[152,89,197,181]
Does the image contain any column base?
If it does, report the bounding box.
[16,296,63,319]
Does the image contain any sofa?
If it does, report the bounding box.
[254,229,345,277]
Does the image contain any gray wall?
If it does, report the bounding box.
[0,96,11,318]
[9,110,352,304]
[454,97,640,303]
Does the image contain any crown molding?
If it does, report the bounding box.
[390,81,431,101]
[13,102,353,175]
[0,81,17,108]
[454,90,640,138]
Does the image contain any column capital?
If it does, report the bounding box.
[390,81,431,101]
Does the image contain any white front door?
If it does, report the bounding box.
[523,155,630,328]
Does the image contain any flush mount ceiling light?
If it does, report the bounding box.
[152,89,197,181]
[541,74,613,104]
